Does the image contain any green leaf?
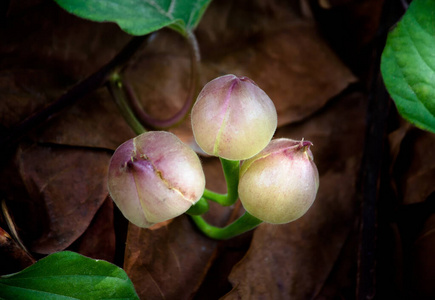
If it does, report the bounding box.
[381,0,435,133]
[0,251,139,300]
[53,0,212,36]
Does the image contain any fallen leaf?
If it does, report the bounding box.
[308,0,385,76]
[1,0,130,80]
[68,197,116,263]
[31,90,136,150]
[313,228,359,299]
[201,25,356,127]
[0,69,68,128]
[1,0,133,150]
[392,129,435,205]
[0,1,396,299]
[16,143,111,254]
[197,0,357,126]
[410,213,435,298]
[275,91,367,176]
[124,216,218,299]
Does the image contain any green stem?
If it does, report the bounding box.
[202,189,227,204]
[190,212,263,240]
[108,73,147,135]
[185,197,210,215]
[203,158,240,206]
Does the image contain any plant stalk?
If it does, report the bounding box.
[203,158,240,206]
[107,74,147,135]
[190,212,262,240]
[185,197,210,215]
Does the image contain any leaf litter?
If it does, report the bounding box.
[2,0,433,299]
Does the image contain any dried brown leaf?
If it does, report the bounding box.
[308,0,385,77]
[201,25,356,127]
[1,1,130,79]
[410,213,435,298]
[197,0,356,126]
[31,90,136,150]
[69,197,116,262]
[392,129,435,205]
[124,216,218,299]
[0,1,133,150]
[16,143,111,254]
[0,69,66,128]
[0,1,368,298]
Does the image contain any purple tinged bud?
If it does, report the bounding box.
[191,74,278,160]
[108,131,205,228]
[238,138,319,224]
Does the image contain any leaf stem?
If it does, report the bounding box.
[185,197,210,215]
[107,74,147,135]
[190,212,262,240]
[203,158,240,206]
[202,189,227,204]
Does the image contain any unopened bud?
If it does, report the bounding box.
[108,131,205,228]
[191,74,277,160]
[238,139,319,224]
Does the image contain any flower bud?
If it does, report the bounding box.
[191,74,278,160]
[238,138,319,224]
[108,131,205,228]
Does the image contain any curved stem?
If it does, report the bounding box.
[203,158,240,206]
[190,212,263,240]
[202,189,227,204]
[124,30,201,129]
[107,74,147,135]
[185,197,210,215]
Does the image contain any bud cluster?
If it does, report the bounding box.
[108,74,319,229]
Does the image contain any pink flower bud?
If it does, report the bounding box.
[108,131,205,228]
[238,139,319,224]
[191,74,277,160]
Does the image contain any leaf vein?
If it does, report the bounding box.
[405,14,435,75]
[168,0,176,17]
[143,0,173,19]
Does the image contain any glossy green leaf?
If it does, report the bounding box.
[0,251,139,300]
[381,0,435,133]
[53,0,212,36]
